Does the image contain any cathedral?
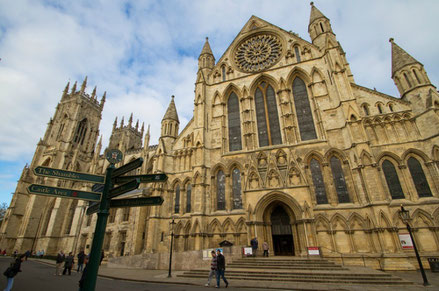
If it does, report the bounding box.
[1,3,439,271]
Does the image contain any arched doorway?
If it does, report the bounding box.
[271,205,294,256]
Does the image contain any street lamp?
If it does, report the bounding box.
[168,218,176,278]
[399,206,429,286]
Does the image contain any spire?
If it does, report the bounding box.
[100,91,106,107]
[91,86,97,99]
[200,37,213,56]
[71,81,77,94]
[141,122,144,135]
[309,2,327,25]
[144,124,150,148]
[80,76,87,94]
[390,38,421,77]
[113,117,118,131]
[198,37,215,70]
[162,95,179,122]
[63,81,70,97]
[120,116,124,127]
[128,113,133,128]
[135,119,139,131]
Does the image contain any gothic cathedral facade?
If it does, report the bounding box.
[2,3,439,270]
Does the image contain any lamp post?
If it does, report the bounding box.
[168,218,176,278]
[399,206,429,286]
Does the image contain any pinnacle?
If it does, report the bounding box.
[163,95,179,123]
[390,39,420,77]
[309,2,327,25]
[200,37,214,56]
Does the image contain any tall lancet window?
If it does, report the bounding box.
[254,82,282,147]
[227,92,242,151]
[186,184,192,213]
[232,168,242,209]
[330,157,350,203]
[407,157,432,197]
[292,77,317,141]
[74,118,88,145]
[217,170,226,210]
[310,159,328,204]
[382,160,404,199]
[174,185,180,214]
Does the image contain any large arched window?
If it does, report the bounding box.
[41,199,55,236]
[232,168,242,209]
[407,157,432,197]
[254,82,282,147]
[64,200,78,234]
[310,159,328,204]
[186,184,192,213]
[330,157,350,203]
[292,77,317,141]
[74,118,88,145]
[174,185,180,214]
[217,170,226,210]
[227,92,242,151]
[382,160,405,199]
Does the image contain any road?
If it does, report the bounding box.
[0,257,252,291]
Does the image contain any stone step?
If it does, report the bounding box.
[227,264,346,270]
[231,260,336,264]
[178,273,411,285]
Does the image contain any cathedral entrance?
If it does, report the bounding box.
[271,205,294,256]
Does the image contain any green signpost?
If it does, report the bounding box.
[27,184,101,202]
[110,196,164,208]
[33,166,105,183]
[113,173,168,184]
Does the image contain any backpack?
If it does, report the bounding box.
[3,266,15,278]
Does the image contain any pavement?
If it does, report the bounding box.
[29,257,439,290]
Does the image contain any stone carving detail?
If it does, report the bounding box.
[235,34,282,72]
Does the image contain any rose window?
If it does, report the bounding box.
[235,34,282,72]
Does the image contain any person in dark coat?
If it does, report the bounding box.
[24,250,31,261]
[55,250,65,276]
[250,237,258,257]
[79,256,89,289]
[63,252,74,275]
[215,249,229,288]
[99,250,104,265]
[77,250,85,272]
[3,254,25,291]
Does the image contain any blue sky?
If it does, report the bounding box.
[0,0,438,205]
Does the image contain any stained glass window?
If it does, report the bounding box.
[254,82,282,147]
[310,159,328,204]
[186,184,192,213]
[330,157,350,203]
[292,77,317,141]
[64,200,78,234]
[294,46,301,62]
[382,160,405,199]
[407,157,432,197]
[228,92,242,151]
[232,168,242,209]
[217,170,226,210]
[174,185,180,213]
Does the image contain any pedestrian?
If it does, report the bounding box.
[204,250,217,287]
[24,250,31,261]
[250,237,258,257]
[63,252,74,275]
[100,250,104,265]
[77,250,85,272]
[215,249,228,288]
[3,254,25,291]
[2,250,6,256]
[263,241,269,257]
[55,250,65,276]
[78,256,89,289]
[40,249,45,258]
[12,250,17,258]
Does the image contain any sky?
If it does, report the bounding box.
[0,0,438,206]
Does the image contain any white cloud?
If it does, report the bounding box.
[0,0,438,204]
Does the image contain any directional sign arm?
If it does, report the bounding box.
[113,173,168,184]
[27,184,101,202]
[110,197,164,208]
[111,158,143,178]
[33,166,105,183]
[109,178,140,199]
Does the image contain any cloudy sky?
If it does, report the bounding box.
[0,0,438,205]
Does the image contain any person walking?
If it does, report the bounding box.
[77,250,85,272]
[24,250,31,261]
[55,250,65,276]
[78,256,89,290]
[215,249,228,288]
[205,250,217,287]
[3,254,25,291]
[250,237,258,257]
[263,241,269,257]
[63,252,74,275]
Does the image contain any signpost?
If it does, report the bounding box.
[110,196,164,208]
[27,148,167,291]
[28,184,101,202]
